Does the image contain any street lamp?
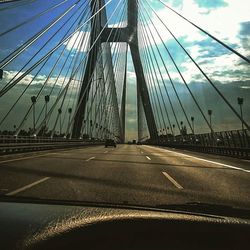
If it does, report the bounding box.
[237,97,244,131]
[68,108,72,125]
[58,108,62,135]
[208,109,213,133]
[67,107,72,133]
[44,95,50,127]
[191,116,194,134]
[180,121,183,135]
[31,96,37,133]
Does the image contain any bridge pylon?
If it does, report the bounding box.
[72,0,158,141]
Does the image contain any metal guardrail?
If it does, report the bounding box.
[0,136,104,155]
[147,129,250,159]
[156,144,250,159]
[0,135,102,144]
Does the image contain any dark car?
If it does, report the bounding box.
[105,139,116,148]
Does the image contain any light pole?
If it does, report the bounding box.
[237,97,244,131]
[44,95,50,128]
[191,116,194,134]
[173,124,175,137]
[58,108,62,135]
[208,109,213,133]
[180,121,183,135]
[68,108,72,128]
[31,96,36,133]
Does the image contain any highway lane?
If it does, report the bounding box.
[0,144,250,209]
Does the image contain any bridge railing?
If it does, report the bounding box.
[150,129,250,159]
[0,135,104,144]
[0,135,105,154]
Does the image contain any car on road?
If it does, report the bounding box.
[105,139,116,148]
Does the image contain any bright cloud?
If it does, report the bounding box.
[2,70,79,91]
[64,31,90,52]
[140,0,250,45]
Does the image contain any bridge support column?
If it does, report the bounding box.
[72,0,102,138]
[72,0,158,140]
[128,0,158,140]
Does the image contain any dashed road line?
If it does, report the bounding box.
[86,156,95,162]
[146,156,151,161]
[6,177,50,196]
[162,172,183,189]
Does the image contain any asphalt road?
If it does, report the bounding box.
[0,144,250,209]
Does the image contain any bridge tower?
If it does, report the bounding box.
[72,0,158,141]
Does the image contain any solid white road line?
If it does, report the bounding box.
[145,146,250,173]
[86,157,95,162]
[146,156,151,160]
[162,172,183,189]
[104,151,108,153]
[6,177,50,196]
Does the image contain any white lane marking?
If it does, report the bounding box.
[86,157,95,162]
[146,146,250,173]
[146,156,151,160]
[0,153,57,165]
[6,177,50,196]
[162,172,183,189]
[104,151,108,153]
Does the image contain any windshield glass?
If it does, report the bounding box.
[0,0,250,212]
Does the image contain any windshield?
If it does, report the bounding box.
[0,0,250,213]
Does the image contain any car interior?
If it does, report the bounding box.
[1,198,250,250]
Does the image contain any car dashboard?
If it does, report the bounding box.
[0,200,249,249]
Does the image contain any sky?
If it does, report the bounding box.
[0,0,249,140]
[129,0,250,139]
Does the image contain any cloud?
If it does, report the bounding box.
[1,70,84,103]
[64,31,90,52]
[195,0,228,9]
[140,0,250,46]
[238,21,250,50]
[109,20,127,28]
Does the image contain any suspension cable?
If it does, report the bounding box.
[157,0,250,64]
[144,0,250,131]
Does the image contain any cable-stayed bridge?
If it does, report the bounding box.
[0,0,249,157]
[0,0,250,209]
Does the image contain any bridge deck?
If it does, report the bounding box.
[0,144,249,208]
